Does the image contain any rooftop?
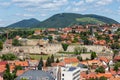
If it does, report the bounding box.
[68,67,76,71]
[62,67,79,72]
[15,70,54,80]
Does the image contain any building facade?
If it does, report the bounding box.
[61,67,80,80]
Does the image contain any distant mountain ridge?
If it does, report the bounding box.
[6,18,40,28]
[6,13,119,28]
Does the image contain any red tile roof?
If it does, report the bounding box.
[96,73,112,78]
[16,70,26,76]
[15,61,28,67]
[47,28,56,32]
[114,56,120,61]
[99,56,109,63]
[64,57,79,64]
[86,73,96,79]
[110,77,120,80]
[0,65,6,73]
[94,40,106,45]
[80,72,87,79]
[0,61,7,65]
[81,72,113,79]
[63,28,72,32]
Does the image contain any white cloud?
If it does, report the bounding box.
[85,0,96,3]
[12,0,68,11]
[12,0,48,3]
[40,14,47,17]
[0,2,11,7]
[118,6,120,15]
[96,0,113,6]
[65,6,87,12]
[15,13,34,17]
[73,0,84,6]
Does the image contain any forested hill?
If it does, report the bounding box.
[6,18,40,28]
[6,13,119,28]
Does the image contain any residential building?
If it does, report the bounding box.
[34,30,42,35]
[61,67,80,80]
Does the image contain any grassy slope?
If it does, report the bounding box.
[76,17,105,24]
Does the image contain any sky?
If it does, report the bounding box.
[0,0,120,27]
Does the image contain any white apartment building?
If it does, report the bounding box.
[61,67,80,80]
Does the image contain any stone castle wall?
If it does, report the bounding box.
[1,44,112,55]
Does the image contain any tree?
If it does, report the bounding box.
[0,41,3,51]
[114,64,119,73]
[3,72,15,80]
[74,47,82,55]
[83,38,93,45]
[48,36,53,43]
[1,53,17,61]
[113,50,119,59]
[61,43,69,51]
[13,65,22,74]
[104,36,110,43]
[113,62,120,73]
[6,64,10,73]
[82,47,87,53]
[95,66,105,73]
[91,52,97,60]
[56,58,60,63]
[51,54,54,63]
[3,64,16,80]
[99,76,107,80]
[89,78,96,80]
[38,57,44,70]
[46,57,51,67]
[110,43,120,49]
[72,37,78,43]
[12,39,21,46]
[77,56,82,61]
[57,36,62,42]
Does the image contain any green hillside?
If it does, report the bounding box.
[76,17,105,24]
[6,13,119,28]
[6,18,40,28]
[37,13,119,28]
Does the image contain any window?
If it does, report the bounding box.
[62,78,64,80]
[62,74,64,76]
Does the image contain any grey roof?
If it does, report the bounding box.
[15,70,55,80]
[68,67,76,71]
[77,63,88,68]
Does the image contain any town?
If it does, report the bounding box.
[0,24,120,80]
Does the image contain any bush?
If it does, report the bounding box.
[99,76,107,80]
[1,53,17,60]
[12,39,21,46]
[91,52,97,60]
[95,66,105,73]
[0,41,3,51]
[77,56,83,61]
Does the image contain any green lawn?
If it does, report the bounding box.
[58,52,75,54]
[76,17,105,24]
[58,52,92,54]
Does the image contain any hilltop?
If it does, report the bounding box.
[6,13,119,28]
